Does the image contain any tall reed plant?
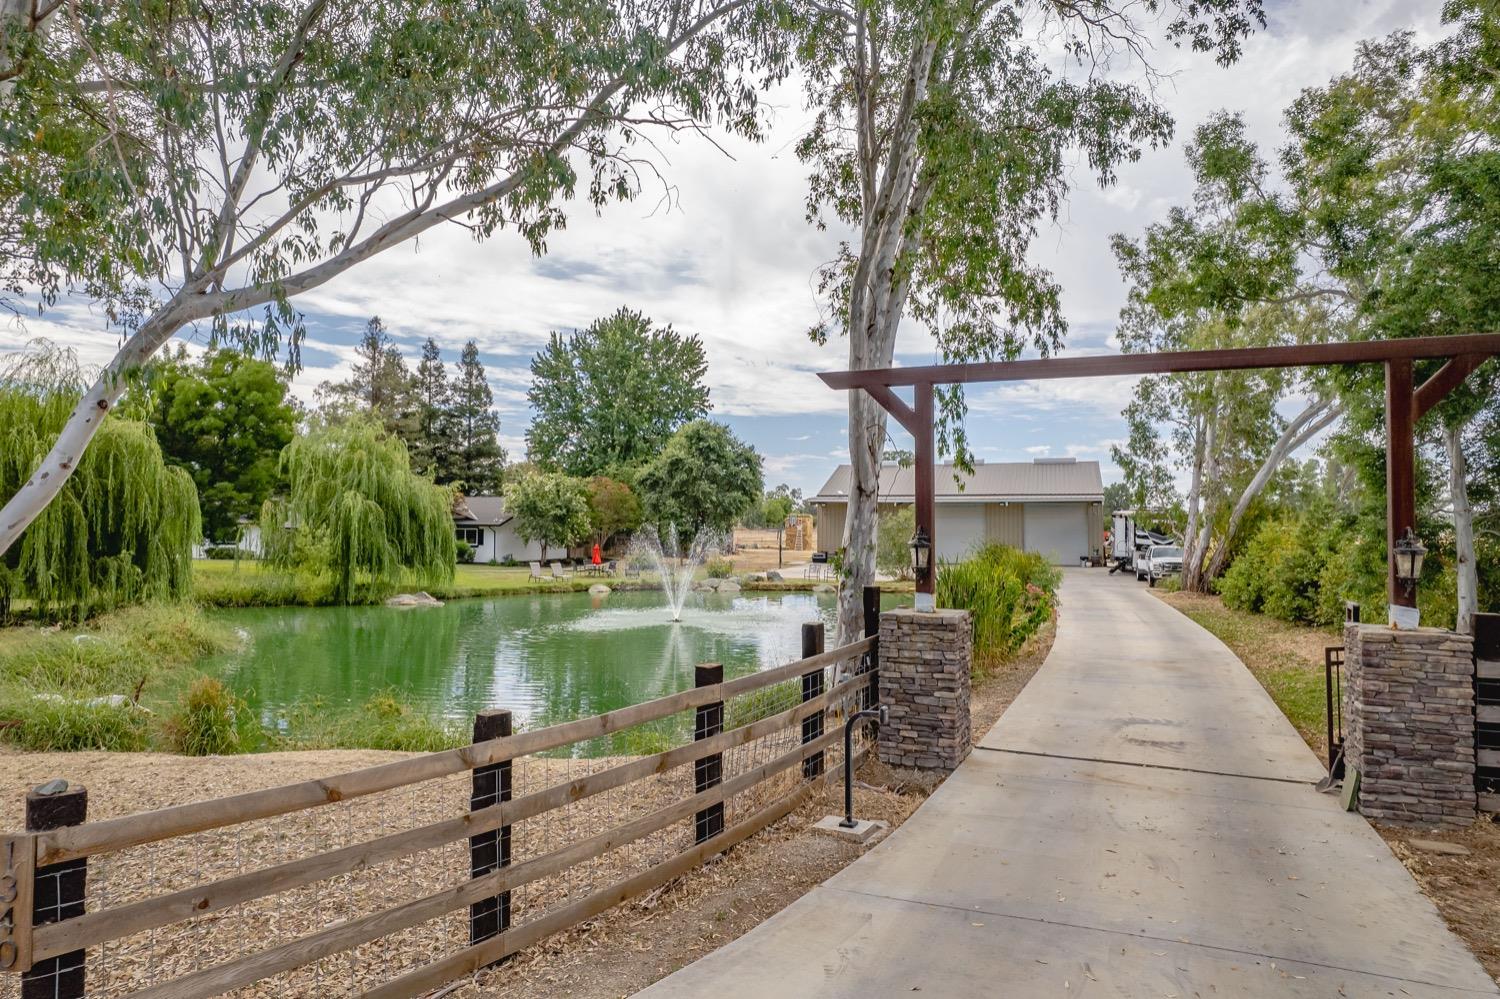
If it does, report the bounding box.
[936,543,1059,661]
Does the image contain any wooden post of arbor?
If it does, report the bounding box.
[800,623,826,779]
[22,782,87,999]
[912,383,936,611]
[694,664,725,844]
[863,585,882,711]
[1385,358,1418,623]
[469,710,512,951]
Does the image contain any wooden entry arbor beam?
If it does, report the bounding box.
[819,332,1500,616]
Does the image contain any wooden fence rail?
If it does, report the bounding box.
[0,627,880,999]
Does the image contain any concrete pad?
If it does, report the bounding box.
[640,888,1487,998]
[811,815,888,844]
[634,570,1498,999]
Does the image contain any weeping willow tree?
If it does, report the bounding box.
[261,418,456,603]
[0,343,200,622]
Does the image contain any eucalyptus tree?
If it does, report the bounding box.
[793,0,1266,639]
[1282,7,1500,632]
[1110,114,1348,590]
[1116,5,1500,624]
[0,0,790,559]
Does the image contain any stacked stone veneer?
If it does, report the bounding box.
[1343,623,1475,827]
[877,607,972,772]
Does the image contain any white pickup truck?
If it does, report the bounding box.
[1142,544,1184,586]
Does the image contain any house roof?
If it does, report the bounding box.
[453,494,512,526]
[810,459,1104,505]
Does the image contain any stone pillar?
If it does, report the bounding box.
[1343,623,1476,827]
[877,608,972,772]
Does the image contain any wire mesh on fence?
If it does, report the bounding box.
[3,636,877,999]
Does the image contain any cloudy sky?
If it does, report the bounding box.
[4,0,1446,498]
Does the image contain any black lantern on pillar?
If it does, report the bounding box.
[1392,527,1426,596]
[910,527,931,578]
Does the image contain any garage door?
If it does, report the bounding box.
[1023,503,1088,564]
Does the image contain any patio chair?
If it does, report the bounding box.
[606,560,619,576]
[529,561,544,580]
[550,562,571,579]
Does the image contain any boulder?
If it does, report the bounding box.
[766,570,784,582]
[588,583,611,595]
[812,583,836,594]
[385,591,445,608]
[717,580,741,592]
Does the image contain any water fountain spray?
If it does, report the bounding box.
[627,524,725,622]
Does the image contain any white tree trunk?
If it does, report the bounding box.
[1446,423,1476,635]
[835,36,936,644]
[1181,411,1207,591]
[1204,398,1342,580]
[0,301,193,556]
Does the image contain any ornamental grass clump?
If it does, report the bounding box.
[165,677,261,756]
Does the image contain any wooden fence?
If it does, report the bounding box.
[0,615,880,999]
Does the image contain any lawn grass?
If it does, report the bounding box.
[1152,589,1340,763]
[191,560,885,606]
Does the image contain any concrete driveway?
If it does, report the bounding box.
[636,568,1499,998]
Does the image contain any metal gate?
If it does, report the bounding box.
[1324,645,1345,780]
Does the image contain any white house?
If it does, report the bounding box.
[452,495,545,564]
[809,458,1105,565]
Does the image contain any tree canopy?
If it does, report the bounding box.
[526,307,711,477]
[638,420,761,542]
[0,343,200,621]
[587,476,643,546]
[1111,2,1500,627]
[0,0,791,559]
[507,471,592,562]
[125,347,297,543]
[795,0,1266,638]
[260,418,455,603]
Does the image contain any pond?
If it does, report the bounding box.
[205,589,906,736]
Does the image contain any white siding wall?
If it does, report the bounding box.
[458,523,545,564]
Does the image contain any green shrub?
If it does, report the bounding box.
[704,557,734,579]
[876,507,915,580]
[0,697,150,751]
[936,543,1059,663]
[455,540,475,564]
[164,677,260,755]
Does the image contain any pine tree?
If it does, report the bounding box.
[411,338,457,481]
[317,317,417,439]
[450,341,506,494]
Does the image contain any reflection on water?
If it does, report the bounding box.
[204,590,848,731]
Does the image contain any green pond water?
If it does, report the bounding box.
[205,590,905,736]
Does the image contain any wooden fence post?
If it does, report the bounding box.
[863,585,882,711]
[800,623,826,779]
[694,664,725,843]
[22,782,87,999]
[470,711,512,951]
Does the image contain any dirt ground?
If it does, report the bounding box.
[1380,822,1500,983]
[0,625,1055,999]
